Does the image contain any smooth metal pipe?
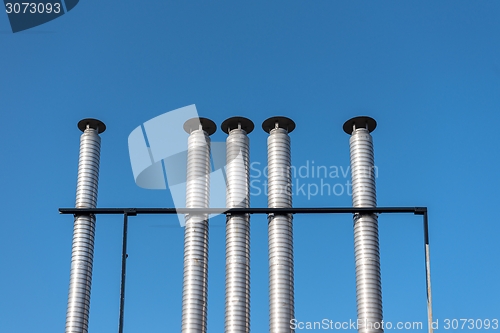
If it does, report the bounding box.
[222,117,254,333]
[344,117,383,333]
[181,118,216,333]
[263,117,295,333]
[65,119,106,333]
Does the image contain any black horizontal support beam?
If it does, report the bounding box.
[59,207,426,215]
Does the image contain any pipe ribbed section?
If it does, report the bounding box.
[267,128,294,333]
[225,128,251,333]
[65,127,102,333]
[182,129,211,333]
[349,127,383,333]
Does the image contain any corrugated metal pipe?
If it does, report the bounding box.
[65,119,106,333]
[181,118,216,333]
[343,116,383,333]
[262,117,296,333]
[222,117,254,333]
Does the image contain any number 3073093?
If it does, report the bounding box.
[5,3,61,14]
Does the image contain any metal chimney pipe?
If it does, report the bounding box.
[65,118,106,333]
[222,117,254,333]
[181,117,216,333]
[262,117,296,333]
[343,116,383,333]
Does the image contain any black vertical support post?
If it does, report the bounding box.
[423,211,433,333]
[118,213,129,333]
[423,210,429,247]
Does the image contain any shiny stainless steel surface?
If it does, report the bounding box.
[266,125,294,333]
[225,125,251,333]
[348,122,383,333]
[182,127,211,333]
[65,122,103,333]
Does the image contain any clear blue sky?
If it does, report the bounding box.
[1,1,499,332]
